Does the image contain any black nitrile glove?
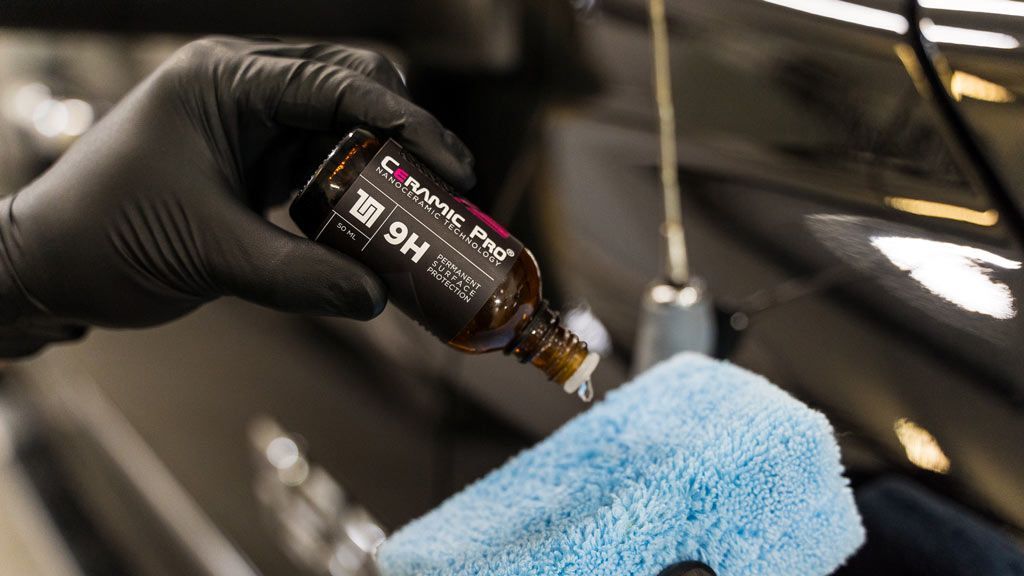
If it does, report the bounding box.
[0,36,475,357]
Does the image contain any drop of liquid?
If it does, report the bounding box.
[577,380,594,403]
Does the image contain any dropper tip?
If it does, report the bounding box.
[563,352,601,402]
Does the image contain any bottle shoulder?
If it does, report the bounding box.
[447,251,542,352]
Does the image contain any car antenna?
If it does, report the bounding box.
[632,0,717,373]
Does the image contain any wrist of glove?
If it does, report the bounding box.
[0,36,474,357]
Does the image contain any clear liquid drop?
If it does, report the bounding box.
[577,380,594,403]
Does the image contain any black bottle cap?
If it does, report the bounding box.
[657,562,716,576]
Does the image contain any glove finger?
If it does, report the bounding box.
[292,61,474,189]
[222,37,411,96]
[297,45,410,97]
[234,55,475,190]
[206,203,387,320]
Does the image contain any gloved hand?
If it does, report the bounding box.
[0,36,475,357]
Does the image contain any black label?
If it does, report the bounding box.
[315,139,523,340]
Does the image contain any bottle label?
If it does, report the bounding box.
[315,139,524,340]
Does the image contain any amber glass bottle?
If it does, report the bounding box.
[291,128,599,400]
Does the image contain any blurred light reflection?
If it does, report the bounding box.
[871,236,1020,319]
[31,99,70,138]
[921,18,1021,49]
[9,83,51,120]
[894,418,951,474]
[62,99,95,137]
[884,196,1000,226]
[6,83,96,139]
[265,436,301,470]
[761,0,909,33]
[920,0,1024,18]
[949,70,1016,103]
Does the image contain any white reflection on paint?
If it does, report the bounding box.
[871,236,1021,319]
[921,18,1021,49]
[761,0,909,33]
[763,0,1024,49]
[920,0,1024,18]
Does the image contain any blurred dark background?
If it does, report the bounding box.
[0,1,1022,575]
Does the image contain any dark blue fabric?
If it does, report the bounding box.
[842,477,1024,576]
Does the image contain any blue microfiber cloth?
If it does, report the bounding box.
[377,353,864,576]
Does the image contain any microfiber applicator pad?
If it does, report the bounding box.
[377,353,864,576]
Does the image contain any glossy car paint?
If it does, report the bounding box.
[541,0,1024,530]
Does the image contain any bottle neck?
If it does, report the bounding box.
[506,303,590,385]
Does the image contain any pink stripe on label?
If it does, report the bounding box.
[454,197,510,238]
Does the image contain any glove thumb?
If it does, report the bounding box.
[208,204,387,320]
